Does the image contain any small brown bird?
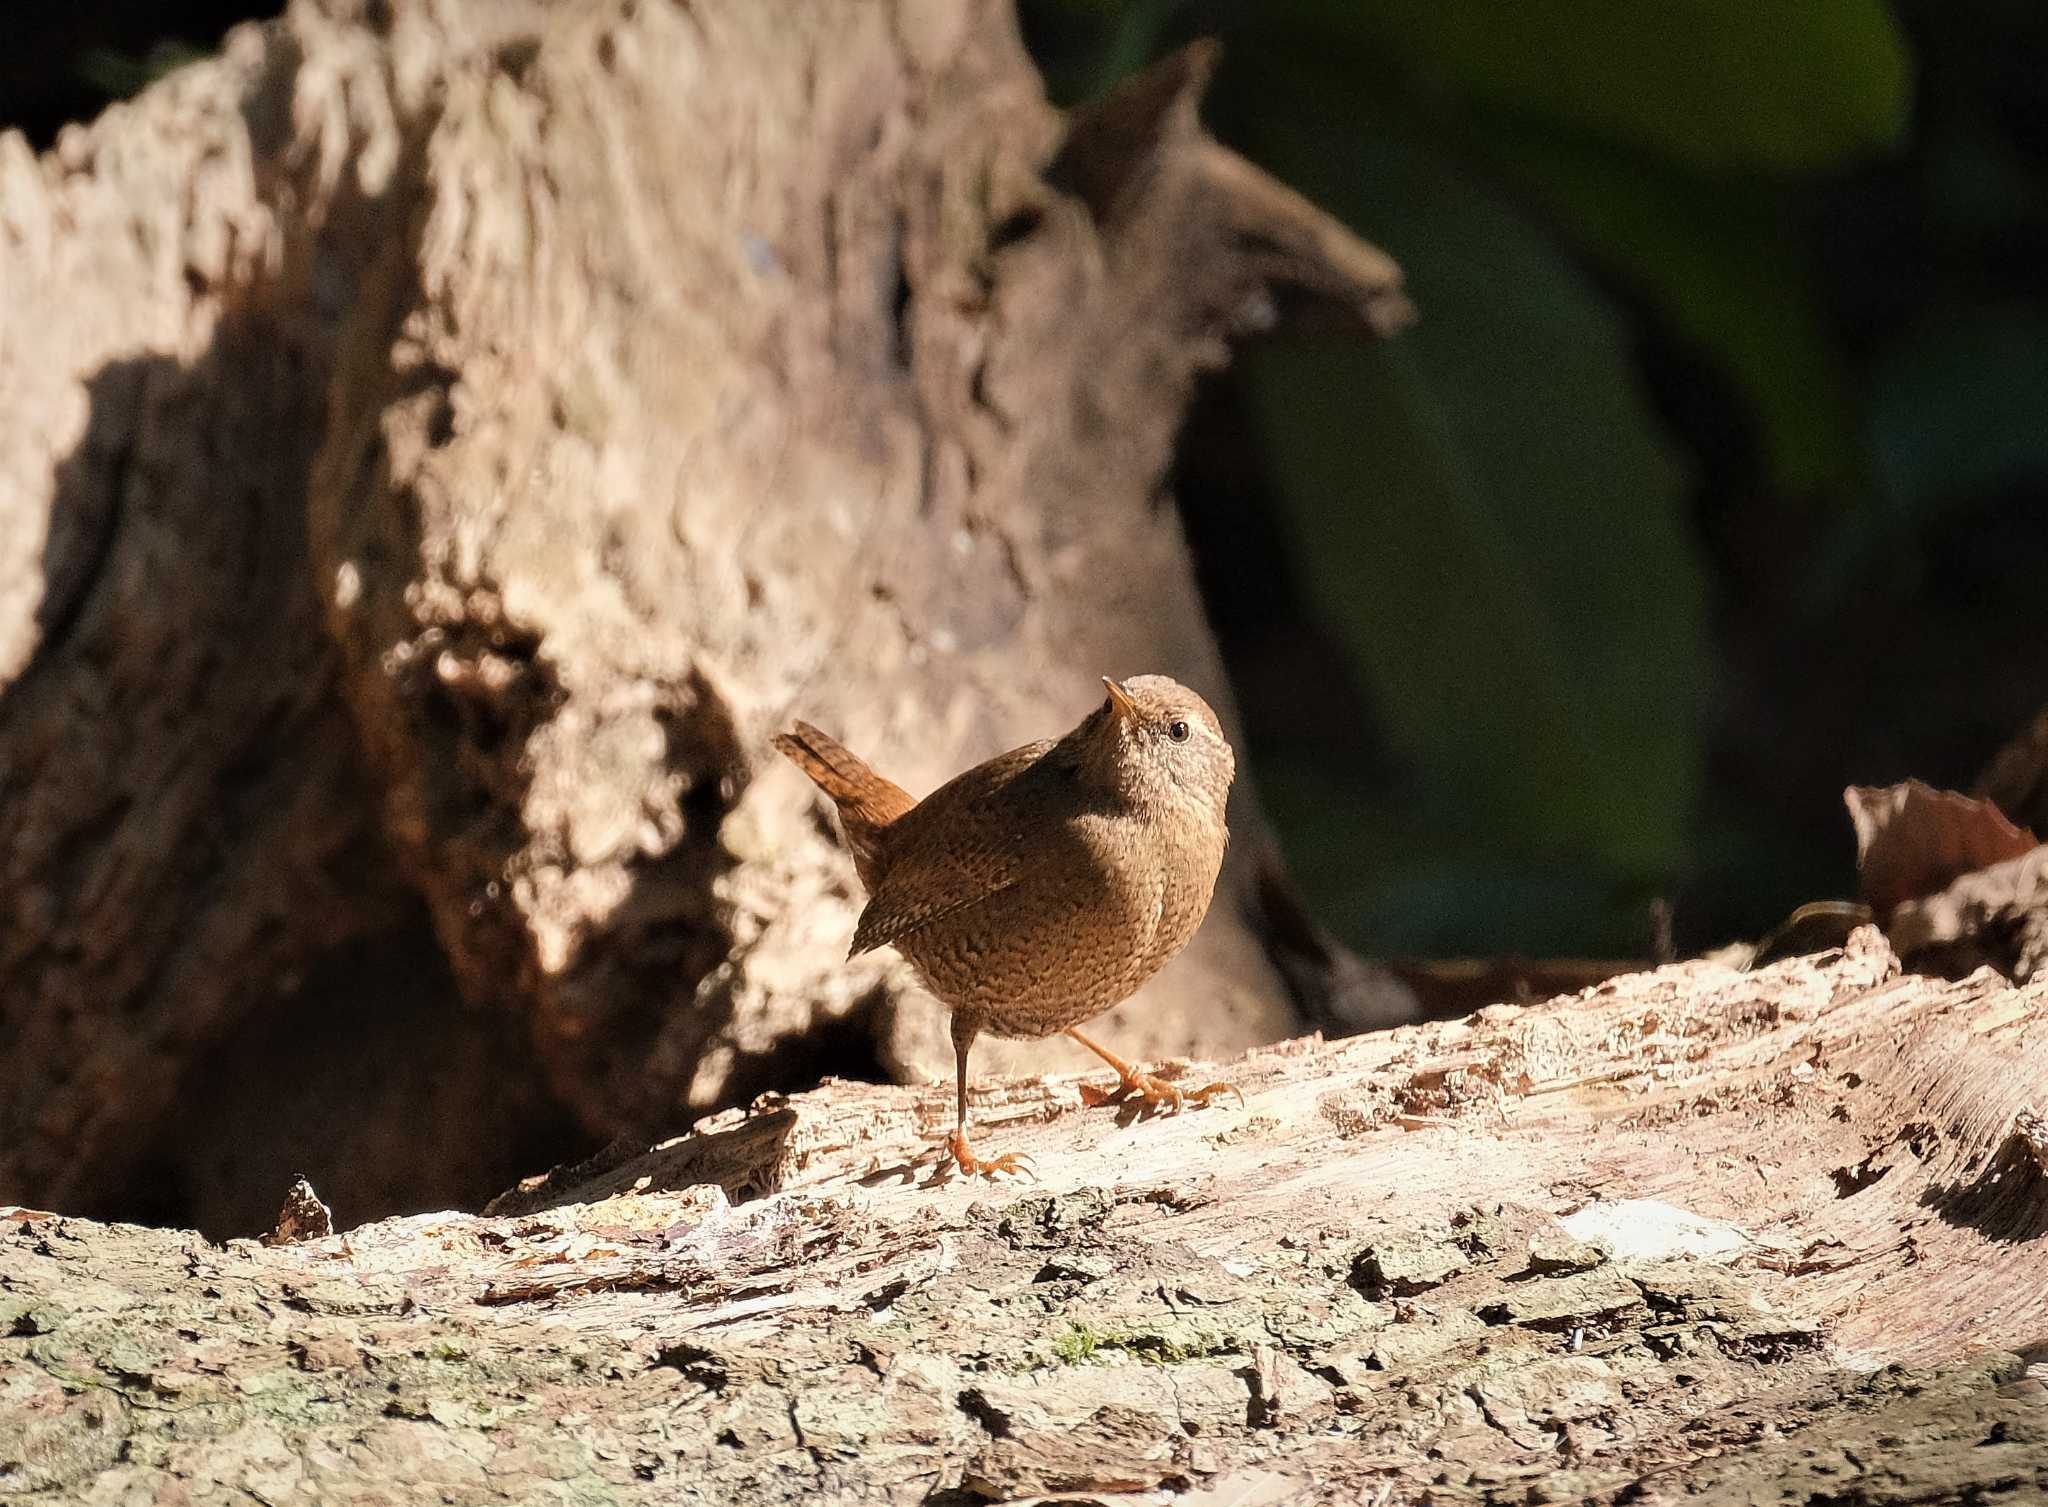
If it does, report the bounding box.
[774,676,1241,1176]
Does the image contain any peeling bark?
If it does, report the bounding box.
[4,931,2044,1503]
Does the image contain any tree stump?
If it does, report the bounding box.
[0,0,1412,1234]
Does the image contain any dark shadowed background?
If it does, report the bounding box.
[12,0,2044,962]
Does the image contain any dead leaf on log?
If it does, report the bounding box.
[264,1176,334,1245]
[1845,779,2037,917]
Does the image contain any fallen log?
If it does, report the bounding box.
[5,928,2043,1503]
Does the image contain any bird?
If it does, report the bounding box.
[773,675,1241,1177]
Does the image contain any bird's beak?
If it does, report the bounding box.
[1102,677,1138,722]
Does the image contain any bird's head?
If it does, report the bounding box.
[1075,674,1235,818]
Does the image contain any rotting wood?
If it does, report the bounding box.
[4,929,2044,1504]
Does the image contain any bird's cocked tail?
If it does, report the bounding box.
[771,721,915,884]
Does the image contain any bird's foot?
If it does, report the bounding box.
[1079,1068,1245,1114]
[947,1128,1036,1181]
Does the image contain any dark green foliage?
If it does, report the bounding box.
[1028,0,2048,958]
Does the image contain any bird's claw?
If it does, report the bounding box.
[1081,1070,1244,1114]
[947,1131,1037,1181]
[1188,1080,1248,1111]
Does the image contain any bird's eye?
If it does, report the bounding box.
[1167,719,1191,743]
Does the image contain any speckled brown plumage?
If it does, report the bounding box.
[773,675,1239,1176]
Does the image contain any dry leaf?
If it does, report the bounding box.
[1845,780,2037,917]
[265,1176,334,1245]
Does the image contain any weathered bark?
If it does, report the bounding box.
[3,930,2044,1503]
[0,0,1413,1233]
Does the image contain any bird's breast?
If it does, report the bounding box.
[1092,802,1226,962]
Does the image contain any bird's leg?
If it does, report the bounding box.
[1066,1027,1244,1112]
[946,1021,1034,1179]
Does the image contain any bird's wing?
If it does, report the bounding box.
[849,741,1060,956]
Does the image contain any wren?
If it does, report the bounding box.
[773,675,1240,1177]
